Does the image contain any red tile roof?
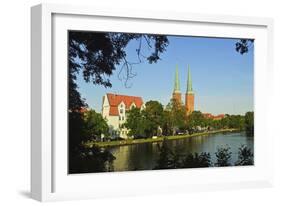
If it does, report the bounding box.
[106,93,144,116]
[203,113,213,118]
[203,113,225,120]
[79,107,88,113]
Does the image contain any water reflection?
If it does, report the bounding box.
[109,132,253,171]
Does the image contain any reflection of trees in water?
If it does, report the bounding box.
[109,146,130,171]
[170,132,254,165]
[111,143,158,171]
[155,138,254,170]
[167,135,208,155]
[128,144,155,170]
[69,145,115,174]
[73,132,254,173]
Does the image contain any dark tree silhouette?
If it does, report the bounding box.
[69,31,169,93]
[183,152,212,168]
[155,139,212,169]
[215,146,232,167]
[154,138,174,169]
[236,39,254,55]
[235,145,254,166]
[68,31,169,173]
[154,141,254,170]
[69,145,116,174]
[68,31,169,115]
[245,111,254,137]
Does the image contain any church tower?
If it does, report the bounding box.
[185,65,194,114]
[172,65,182,104]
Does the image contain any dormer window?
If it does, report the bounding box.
[130,102,136,109]
[141,104,145,110]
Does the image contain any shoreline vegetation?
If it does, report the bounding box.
[84,128,240,148]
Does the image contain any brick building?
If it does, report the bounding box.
[172,65,195,115]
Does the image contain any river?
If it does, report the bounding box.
[108,132,254,171]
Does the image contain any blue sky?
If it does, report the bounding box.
[76,35,254,115]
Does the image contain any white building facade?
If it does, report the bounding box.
[102,93,145,139]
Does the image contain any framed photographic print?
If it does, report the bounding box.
[31,3,274,201]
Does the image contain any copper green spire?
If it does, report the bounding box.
[173,65,180,93]
[187,65,193,94]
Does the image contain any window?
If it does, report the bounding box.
[120,109,123,114]
[122,116,124,121]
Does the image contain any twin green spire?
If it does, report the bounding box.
[187,65,193,94]
[173,64,193,94]
[174,65,180,93]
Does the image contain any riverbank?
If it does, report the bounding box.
[84,128,240,148]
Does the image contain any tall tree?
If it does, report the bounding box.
[124,107,145,138]
[161,110,174,136]
[187,111,207,132]
[83,109,109,139]
[125,101,164,138]
[166,98,187,134]
[143,101,164,136]
[245,112,254,137]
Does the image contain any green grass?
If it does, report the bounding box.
[84,128,240,148]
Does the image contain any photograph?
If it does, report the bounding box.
[68,31,254,174]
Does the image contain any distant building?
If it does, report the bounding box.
[102,93,145,139]
[172,65,195,114]
[203,113,225,120]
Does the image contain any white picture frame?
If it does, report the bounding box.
[31,3,274,202]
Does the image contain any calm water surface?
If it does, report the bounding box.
[109,132,254,171]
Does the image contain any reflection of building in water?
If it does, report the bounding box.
[102,93,145,139]
[110,146,130,171]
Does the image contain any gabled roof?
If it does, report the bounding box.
[106,93,144,116]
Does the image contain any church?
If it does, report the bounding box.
[172,65,195,114]
[172,65,225,120]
